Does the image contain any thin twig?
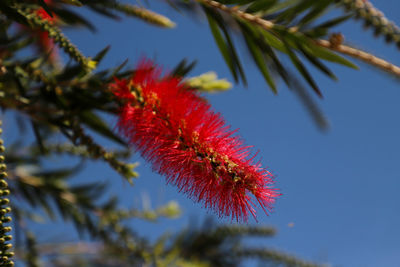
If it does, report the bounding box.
[316,39,400,75]
[198,0,400,78]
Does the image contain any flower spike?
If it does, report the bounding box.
[110,59,280,222]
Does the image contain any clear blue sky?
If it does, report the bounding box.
[12,1,400,266]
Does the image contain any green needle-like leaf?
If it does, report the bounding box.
[246,0,279,13]
[283,41,322,97]
[239,22,277,93]
[298,44,338,80]
[304,43,359,69]
[204,6,247,85]
[80,111,126,145]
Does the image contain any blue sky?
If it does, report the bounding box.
[9,1,400,266]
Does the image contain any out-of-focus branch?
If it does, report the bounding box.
[69,122,138,180]
[336,0,400,48]
[105,2,176,28]
[14,241,103,258]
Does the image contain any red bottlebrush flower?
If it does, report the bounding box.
[110,60,280,222]
[36,7,54,22]
[34,1,59,63]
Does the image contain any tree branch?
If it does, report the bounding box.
[198,0,400,78]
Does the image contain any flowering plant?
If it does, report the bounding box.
[111,60,280,221]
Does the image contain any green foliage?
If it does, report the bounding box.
[204,5,247,85]
[15,221,321,267]
[197,0,356,94]
[175,0,364,129]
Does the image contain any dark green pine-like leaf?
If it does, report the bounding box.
[245,0,279,13]
[306,14,352,38]
[239,24,328,128]
[206,13,237,82]
[274,27,357,74]
[297,1,331,28]
[32,166,81,180]
[54,197,73,220]
[297,44,337,80]
[238,21,277,93]
[171,59,197,77]
[56,64,87,82]
[110,59,129,77]
[93,45,111,63]
[303,43,359,69]
[80,111,126,145]
[5,36,35,53]
[283,41,322,97]
[165,0,185,12]
[285,73,329,130]
[17,182,40,209]
[261,30,286,52]
[71,182,107,202]
[53,8,97,32]
[31,121,46,154]
[86,5,120,20]
[267,0,302,14]
[203,6,247,85]
[274,0,317,25]
[219,0,255,5]
[259,39,289,85]
[252,31,287,76]
[34,188,57,219]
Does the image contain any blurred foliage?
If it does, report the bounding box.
[0,0,398,266]
[15,222,322,267]
[186,71,232,92]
